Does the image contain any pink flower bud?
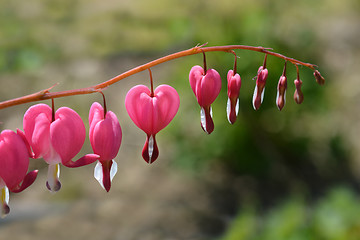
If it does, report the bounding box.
[252,66,268,110]
[276,75,287,111]
[189,65,221,133]
[294,79,304,104]
[227,70,241,124]
[314,70,325,85]
[89,102,122,192]
[125,84,180,164]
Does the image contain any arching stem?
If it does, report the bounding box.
[0,45,319,110]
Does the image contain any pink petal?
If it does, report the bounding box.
[63,154,99,168]
[0,130,29,190]
[89,102,104,127]
[50,107,86,164]
[125,84,179,135]
[23,104,52,159]
[16,129,35,158]
[10,170,38,193]
[227,70,241,99]
[91,111,122,161]
[197,69,222,107]
[189,65,204,96]
[152,84,180,134]
[89,102,105,147]
[125,85,152,133]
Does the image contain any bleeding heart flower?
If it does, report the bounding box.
[227,69,241,124]
[252,66,269,110]
[189,65,221,134]
[125,84,180,163]
[23,103,99,192]
[0,130,38,218]
[89,102,122,192]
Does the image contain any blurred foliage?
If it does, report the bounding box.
[220,187,360,240]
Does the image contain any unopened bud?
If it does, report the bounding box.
[276,75,287,111]
[314,70,325,85]
[294,79,304,104]
[252,67,268,110]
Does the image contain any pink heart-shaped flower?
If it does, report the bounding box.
[23,103,99,192]
[125,84,180,163]
[227,69,241,124]
[189,65,221,134]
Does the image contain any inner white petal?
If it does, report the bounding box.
[94,161,104,190]
[1,186,9,205]
[148,135,154,161]
[235,98,239,116]
[227,98,231,123]
[47,163,60,192]
[110,160,118,181]
[252,85,258,110]
[261,87,265,104]
[200,107,207,132]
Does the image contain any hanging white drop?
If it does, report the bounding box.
[148,135,154,162]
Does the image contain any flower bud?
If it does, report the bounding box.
[294,79,304,104]
[252,66,268,110]
[276,75,287,111]
[314,70,325,85]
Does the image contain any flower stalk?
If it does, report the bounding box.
[0,44,320,110]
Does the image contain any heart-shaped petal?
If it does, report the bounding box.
[23,104,52,159]
[89,103,122,161]
[125,84,180,135]
[51,107,86,165]
[189,66,221,107]
[0,130,29,190]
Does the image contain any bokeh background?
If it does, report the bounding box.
[0,0,359,239]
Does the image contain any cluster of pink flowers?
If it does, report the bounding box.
[0,81,181,218]
[0,51,325,218]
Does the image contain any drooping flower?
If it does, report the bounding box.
[89,102,122,192]
[314,70,325,85]
[23,103,99,192]
[276,75,287,110]
[0,130,38,218]
[125,84,180,163]
[294,65,304,104]
[276,62,288,111]
[227,69,241,124]
[189,65,221,134]
[294,78,304,104]
[252,65,269,110]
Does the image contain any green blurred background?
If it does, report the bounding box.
[0,0,359,239]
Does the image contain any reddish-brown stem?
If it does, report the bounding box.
[99,91,107,118]
[229,50,238,76]
[148,68,154,97]
[201,49,207,74]
[0,44,318,110]
[282,60,287,76]
[262,54,268,69]
[296,64,300,80]
[51,98,55,122]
